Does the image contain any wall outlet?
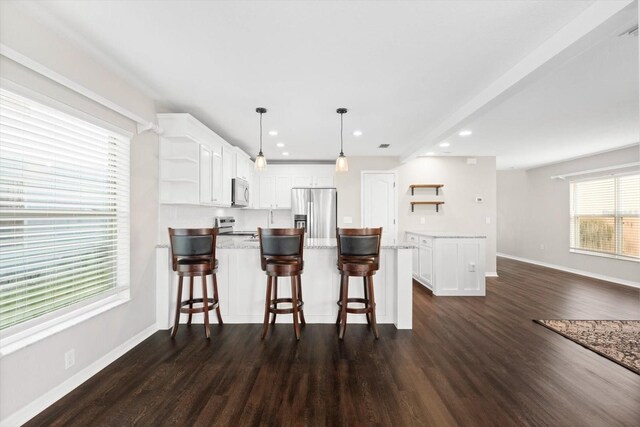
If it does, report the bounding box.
[468,262,476,272]
[485,216,491,224]
[343,217,353,224]
[420,216,426,224]
[475,196,484,203]
[540,244,545,250]
[64,349,75,370]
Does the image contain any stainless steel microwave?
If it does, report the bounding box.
[232,178,250,207]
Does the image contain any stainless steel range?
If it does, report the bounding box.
[215,216,257,237]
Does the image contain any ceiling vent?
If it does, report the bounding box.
[378,144,390,148]
[618,25,638,37]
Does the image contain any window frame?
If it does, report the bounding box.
[569,172,640,263]
[0,84,133,354]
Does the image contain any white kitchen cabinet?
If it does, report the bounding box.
[221,144,234,206]
[419,245,433,287]
[258,174,292,209]
[211,147,223,204]
[275,176,292,208]
[235,148,251,181]
[199,145,213,205]
[406,234,420,278]
[158,113,251,207]
[259,175,276,208]
[406,232,486,296]
[291,169,334,187]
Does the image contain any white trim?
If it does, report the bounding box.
[485,272,499,278]
[0,44,158,133]
[0,77,134,139]
[0,324,158,427]
[550,162,640,180]
[496,253,640,289]
[0,292,129,357]
[360,170,399,240]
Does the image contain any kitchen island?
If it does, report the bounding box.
[406,231,487,296]
[156,238,414,330]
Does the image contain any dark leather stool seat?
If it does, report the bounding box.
[336,227,383,339]
[168,228,223,339]
[176,258,218,274]
[259,228,306,340]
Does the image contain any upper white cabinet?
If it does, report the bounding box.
[158,113,250,207]
[221,144,234,206]
[256,165,334,210]
[258,174,292,209]
[290,167,334,188]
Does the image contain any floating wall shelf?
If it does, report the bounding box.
[411,201,444,212]
[410,184,444,195]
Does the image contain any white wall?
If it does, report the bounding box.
[0,2,159,423]
[396,157,497,274]
[334,156,401,227]
[334,156,497,273]
[497,145,640,284]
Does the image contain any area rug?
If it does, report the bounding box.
[534,320,640,375]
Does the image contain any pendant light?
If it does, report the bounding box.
[335,108,349,172]
[254,107,267,171]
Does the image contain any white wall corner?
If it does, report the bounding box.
[0,324,158,427]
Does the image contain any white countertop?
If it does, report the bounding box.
[405,230,487,239]
[157,237,415,250]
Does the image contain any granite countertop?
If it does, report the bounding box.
[157,237,415,250]
[405,230,487,239]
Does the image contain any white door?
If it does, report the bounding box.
[362,172,397,239]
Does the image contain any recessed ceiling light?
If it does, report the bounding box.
[458,130,472,137]
[425,151,435,156]
[353,130,363,136]
[276,142,285,148]
[282,151,289,156]
[268,130,278,136]
[439,142,450,147]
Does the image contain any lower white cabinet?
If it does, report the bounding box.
[406,232,486,296]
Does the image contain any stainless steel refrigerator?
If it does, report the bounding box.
[291,187,337,238]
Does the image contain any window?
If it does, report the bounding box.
[0,89,130,332]
[570,174,640,261]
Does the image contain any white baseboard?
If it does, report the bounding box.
[1,324,158,427]
[485,272,498,277]
[496,253,640,289]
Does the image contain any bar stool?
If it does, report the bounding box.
[168,228,223,339]
[336,227,382,340]
[258,227,306,340]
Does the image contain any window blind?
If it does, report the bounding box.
[0,88,130,331]
[570,173,639,260]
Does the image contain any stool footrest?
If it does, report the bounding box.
[270,297,304,315]
[179,298,219,314]
[337,297,374,314]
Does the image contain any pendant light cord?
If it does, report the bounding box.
[259,111,263,155]
[340,112,344,155]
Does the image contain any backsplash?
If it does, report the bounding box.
[158,205,292,244]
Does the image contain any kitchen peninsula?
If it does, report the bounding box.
[156,237,414,330]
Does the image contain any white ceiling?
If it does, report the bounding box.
[16,0,639,168]
[431,24,639,169]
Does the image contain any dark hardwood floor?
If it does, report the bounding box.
[27,257,640,426]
